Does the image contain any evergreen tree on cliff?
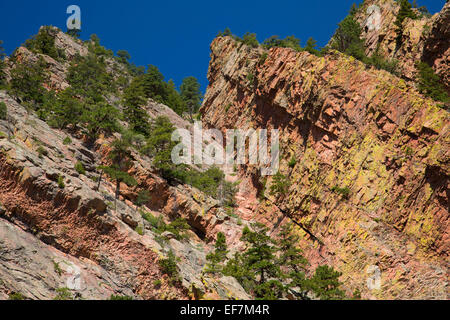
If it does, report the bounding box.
[100,131,137,201]
[180,76,202,120]
[394,0,418,46]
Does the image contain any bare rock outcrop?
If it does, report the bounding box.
[201,36,449,299]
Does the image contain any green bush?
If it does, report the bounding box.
[9,292,26,300]
[37,145,48,158]
[135,225,144,235]
[63,136,72,145]
[246,72,255,85]
[109,294,133,300]
[240,32,259,48]
[331,185,350,199]
[75,161,85,175]
[53,287,73,300]
[159,250,180,282]
[259,52,268,65]
[263,35,302,52]
[141,211,190,241]
[288,156,297,168]
[153,279,162,287]
[57,175,65,189]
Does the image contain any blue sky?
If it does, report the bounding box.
[0,0,445,92]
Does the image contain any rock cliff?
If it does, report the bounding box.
[201,24,448,298]
[0,28,249,300]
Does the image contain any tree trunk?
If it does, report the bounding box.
[96,170,103,191]
[115,179,121,200]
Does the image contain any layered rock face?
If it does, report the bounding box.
[355,0,449,91]
[0,29,249,300]
[201,35,449,299]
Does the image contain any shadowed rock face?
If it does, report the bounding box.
[200,35,449,299]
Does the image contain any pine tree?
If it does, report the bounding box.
[142,116,178,179]
[166,79,186,115]
[394,0,418,46]
[141,65,168,102]
[122,80,151,136]
[277,223,309,299]
[240,223,283,299]
[82,100,121,138]
[24,26,64,61]
[101,131,138,200]
[305,265,346,300]
[116,50,131,64]
[205,232,229,273]
[416,62,449,104]
[43,87,83,130]
[331,14,365,61]
[304,37,320,56]
[135,189,150,212]
[9,56,49,107]
[269,172,291,198]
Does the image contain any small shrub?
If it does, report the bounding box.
[53,260,63,276]
[259,52,268,65]
[257,177,267,201]
[9,292,26,300]
[288,156,297,168]
[159,250,180,283]
[63,136,72,145]
[141,211,165,230]
[109,294,133,300]
[135,225,144,236]
[404,146,414,157]
[240,32,259,48]
[37,146,48,158]
[331,185,350,199]
[53,287,73,300]
[246,72,255,85]
[153,279,162,288]
[75,161,86,175]
[57,175,65,189]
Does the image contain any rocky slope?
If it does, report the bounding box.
[0,0,448,301]
[0,28,249,300]
[200,7,449,298]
